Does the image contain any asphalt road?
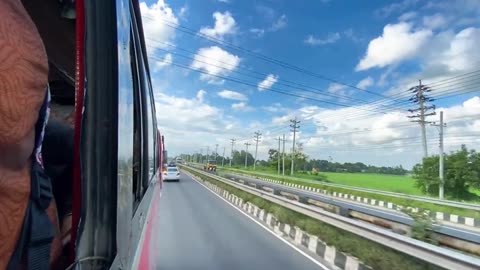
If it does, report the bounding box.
[156,172,327,270]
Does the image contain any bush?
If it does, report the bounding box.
[413,145,480,200]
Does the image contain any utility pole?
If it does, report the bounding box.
[230,138,236,167]
[206,146,210,163]
[407,80,435,158]
[215,144,219,163]
[432,111,447,199]
[200,149,203,164]
[282,134,286,175]
[276,137,281,174]
[253,131,262,170]
[222,146,226,167]
[290,117,301,175]
[244,142,251,168]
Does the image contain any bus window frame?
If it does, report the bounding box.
[75,0,118,267]
[111,0,160,268]
[130,22,147,212]
[130,7,158,189]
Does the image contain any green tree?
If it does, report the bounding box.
[413,145,480,199]
[231,150,255,167]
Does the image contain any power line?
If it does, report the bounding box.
[150,55,389,113]
[146,38,409,111]
[143,15,400,101]
[426,69,480,87]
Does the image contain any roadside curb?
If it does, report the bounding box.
[184,170,372,270]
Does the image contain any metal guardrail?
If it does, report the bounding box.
[225,168,480,211]
[180,165,480,270]
[223,172,480,245]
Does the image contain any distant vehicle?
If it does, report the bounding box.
[176,157,184,164]
[163,166,180,181]
[204,160,217,172]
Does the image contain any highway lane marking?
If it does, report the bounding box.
[185,172,331,270]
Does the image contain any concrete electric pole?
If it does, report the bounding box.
[407,80,435,158]
[253,131,262,170]
[432,111,447,199]
[244,142,251,168]
[230,138,236,167]
[276,136,281,174]
[290,118,300,175]
[282,134,286,176]
[222,146,226,167]
[215,144,219,162]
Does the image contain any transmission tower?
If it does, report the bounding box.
[407,80,435,158]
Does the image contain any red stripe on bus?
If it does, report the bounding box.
[138,182,161,269]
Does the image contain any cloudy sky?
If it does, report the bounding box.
[140,0,480,168]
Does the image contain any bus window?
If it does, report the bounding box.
[143,66,156,186]
[130,7,157,189]
[130,25,146,211]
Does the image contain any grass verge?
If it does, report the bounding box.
[182,166,444,270]
[222,167,480,219]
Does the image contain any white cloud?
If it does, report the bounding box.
[270,14,287,31]
[399,11,417,21]
[376,0,419,18]
[266,96,480,168]
[196,89,206,102]
[440,27,480,72]
[423,13,448,30]
[190,46,241,84]
[356,22,432,71]
[249,14,287,38]
[153,53,172,71]
[199,11,236,40]
[155,92,222,134]
[232,102,254,112]
[258,74,279,91]
[327,83,346,94]
[262,103,287,113]
[218,90,248,101]
[178,5,188,19]
[304,33,341,46]
[250,28,265,38]
[383,26,480,95]
[140,0,178,52]
[154,93,241,157]
[356,76,374,89]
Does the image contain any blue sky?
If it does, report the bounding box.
[140,0,480,168]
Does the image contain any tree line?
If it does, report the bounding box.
[265,148,408,175]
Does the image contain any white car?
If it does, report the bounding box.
[163,167,180,181]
